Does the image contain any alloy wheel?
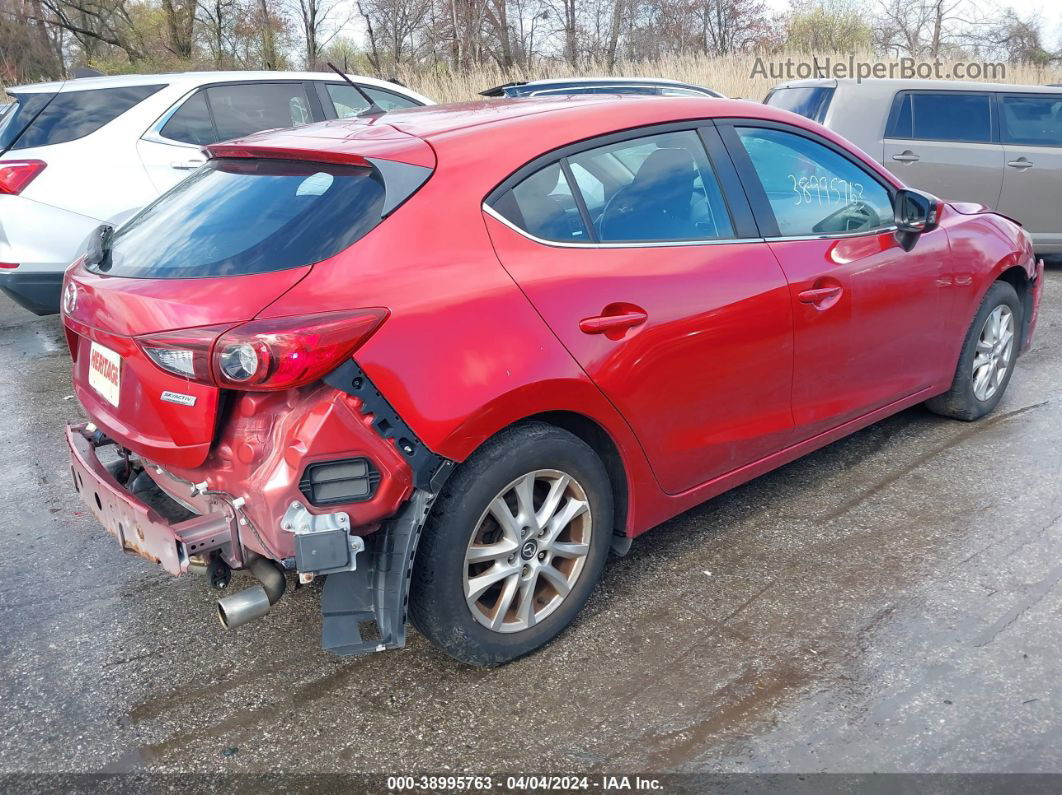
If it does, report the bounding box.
[972,304,1015,402]
[463,469,592,633]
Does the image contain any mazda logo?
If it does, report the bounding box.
[62,282,78,314]
[520,540,537,560]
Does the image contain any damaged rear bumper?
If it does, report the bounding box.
[67,423,238,575]
[67,420,444,658]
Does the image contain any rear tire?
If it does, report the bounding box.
[410,422,612,666]
[926,280,1022,421]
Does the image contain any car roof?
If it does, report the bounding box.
[225,95,839,163]
[771,78,1062,95]
[9,71,421,95]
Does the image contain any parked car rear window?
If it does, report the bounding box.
[97,159,385,279]
[888,92,993,143]
[1001,94,1062,147]
[0,92,55,151]
[8,85,164,150]
[764,87,835,123]
[323,84,421,118]
[736,127,893,237]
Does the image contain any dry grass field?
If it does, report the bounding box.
[400,52,1062,102]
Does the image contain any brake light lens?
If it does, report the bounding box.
[0,160,46,195]
[136,309,387,391]
[213,309,388,390]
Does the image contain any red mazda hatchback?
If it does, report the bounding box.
[63,96,1043,665]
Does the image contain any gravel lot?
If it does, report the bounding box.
[0,269,1059,775]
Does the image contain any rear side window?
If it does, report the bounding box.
[160,91,215,145]
[98,159,386,278]
[569,130,733,242]
[888,92,993,143]
[492,129,734,244]
[1001,94,1062,147]
[764,87,835,123]
[7,85,163,150]
[0,93,55,150]
[494,162,591,243]
[208,83,313,141]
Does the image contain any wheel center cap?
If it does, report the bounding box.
[520,540,538,560]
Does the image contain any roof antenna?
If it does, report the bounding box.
[326,62,385,117]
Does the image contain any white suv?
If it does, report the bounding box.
[0,71,431,314]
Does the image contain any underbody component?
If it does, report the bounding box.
[321,489,434,656]
[282,500,365,575]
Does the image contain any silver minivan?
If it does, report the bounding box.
[765,78,1062,254]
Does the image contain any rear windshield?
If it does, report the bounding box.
[95,158,385,279]
[0,92,56,152]
[5,84,164,150]
[764,87,835,123]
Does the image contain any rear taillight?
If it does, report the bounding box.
[0,160,46,195]
[136,309,387,391]
[213,309,388,390]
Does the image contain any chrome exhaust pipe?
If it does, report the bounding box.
[217,555,287,629]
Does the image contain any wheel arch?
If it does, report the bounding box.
[433,381,651,538]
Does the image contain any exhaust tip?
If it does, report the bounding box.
[217,585,271,629]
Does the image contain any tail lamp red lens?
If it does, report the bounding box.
[0,160,46,195]
[136,309,388,391]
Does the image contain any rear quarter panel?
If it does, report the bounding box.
[257,136,663,535]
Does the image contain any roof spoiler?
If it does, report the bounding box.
[480,81,527,97]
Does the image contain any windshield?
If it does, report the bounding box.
[95,158,386,279]
[764,87,835,123]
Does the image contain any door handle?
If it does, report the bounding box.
[1007,158,1033,170]
[170,159,206,170]
[579,309,648,335]
[891,151,920,163]
[798,286,843,307]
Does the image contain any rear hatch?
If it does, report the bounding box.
[64,126,435,469]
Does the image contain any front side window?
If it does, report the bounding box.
[888,92,993,143]
[98,159,385,278]
[207,83,313,142]
[736,127,893,237]
[9,85,163,150]
[1001,94,1062,147]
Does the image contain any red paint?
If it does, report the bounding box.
[62,97,1041,566]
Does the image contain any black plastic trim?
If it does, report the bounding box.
[324,359,455,492]
[299,457,381,506]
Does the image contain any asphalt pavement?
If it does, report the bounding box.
[0,270,1059,776]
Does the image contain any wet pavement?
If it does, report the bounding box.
[0,270,1060,776]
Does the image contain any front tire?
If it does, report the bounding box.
[927,280,1022,421]
[410,422,613,665]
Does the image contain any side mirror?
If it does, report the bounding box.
[893,189,939,251]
